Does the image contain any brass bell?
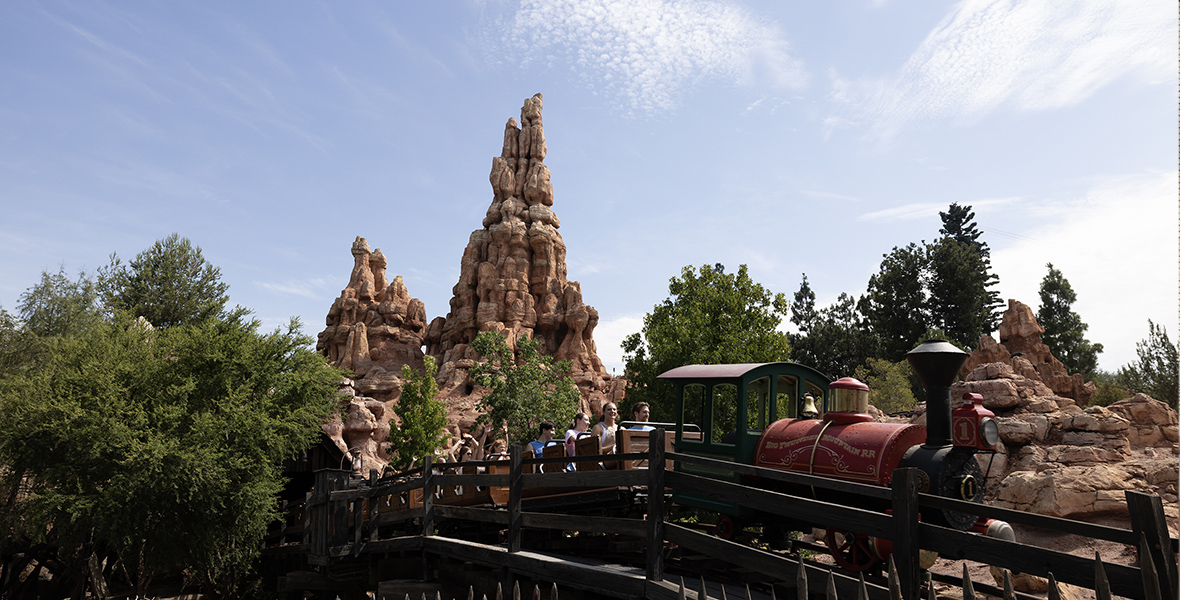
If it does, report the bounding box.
[799,393,820,419]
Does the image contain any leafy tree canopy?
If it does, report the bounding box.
[853,357,917,414]
[926,237,991,349]
[470,331,580,448]
[1036,263,1102,376]
[623,264,790,420]
[100,233,230,328]
[862,243,930,361]
[387,356,448,471]
[938,203,1002,334]
[1117,320,1178,410]
[0,312,340,597]
[17,265,102,338]
[788,277,875,378]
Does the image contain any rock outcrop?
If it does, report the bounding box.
[314,95,625,470]
[424,93,623,415]
[316,237,429,472]
[961,299,1095,403]
[936,302,1179,524]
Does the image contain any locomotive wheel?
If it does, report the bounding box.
[715,516,740,540]
[824,527,880,573]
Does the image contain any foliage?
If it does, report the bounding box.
[938,203,1002,332]
[1088,371,1132,407]
[926,237,992,349]
[788,276,875,378]
[622,264,791,421]
[470,331,580,448]
[17,265,102,338]
[862,244,929,361]
[99,233,230,328]
[1036,263,1103,376]
[0,312,340,597]
[387,356,448,471]
[1117,320,1178,410]
[854,357,917,413]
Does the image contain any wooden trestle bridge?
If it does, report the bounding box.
[262,430,1178,600]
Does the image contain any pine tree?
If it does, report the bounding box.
[862,243,929,361]
[1036,263,1103,376]
[938,203,1002,333]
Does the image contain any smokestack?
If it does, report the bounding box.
[906,340,968,448]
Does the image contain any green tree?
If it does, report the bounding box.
[789,277,876,378]
[1036,263,1103,376]
[100,233,230,328]
[387,356,448,471]
[853,357,917,414]
[1117,320,1178,410]
[17,265,102,338]
[926,237,991,349]
[622,264,791,420]
[862,244,929,361]
[470,331,580,448]
[938,203,1002,331]
[0,312,340,597]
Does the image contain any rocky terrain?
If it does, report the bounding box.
[316,94,623,471]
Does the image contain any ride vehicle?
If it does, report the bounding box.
[658,340,1011,572]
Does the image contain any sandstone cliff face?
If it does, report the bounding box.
[934,301,1179,525]
[424,93,623,416]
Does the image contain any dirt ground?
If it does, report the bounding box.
[925,514,1172,600]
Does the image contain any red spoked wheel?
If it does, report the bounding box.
[715,516,739,540]
[824,527,880,573]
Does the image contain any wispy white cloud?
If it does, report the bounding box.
[799,189,861,203]
[833,0,1175,137]
[859,197,1019,222]
[990,170,1177,369]
[257,278,331,299]
[497,0,807,114]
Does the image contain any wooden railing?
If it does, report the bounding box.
[276,429,1177,600]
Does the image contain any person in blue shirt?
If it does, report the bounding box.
[629,402,654,431]
[528,420,557,458]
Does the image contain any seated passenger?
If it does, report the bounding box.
[628,402,654,431]
[564,412,591,456]
[488,439,509,460]
[592,402,621,454]
[528,420,557,458]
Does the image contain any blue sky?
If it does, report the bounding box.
[1,0,1175,376]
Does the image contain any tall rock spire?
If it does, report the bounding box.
[426,93,619,411]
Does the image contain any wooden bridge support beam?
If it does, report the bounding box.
[1127,490,1176,600]
[890,468,921,600]
[646,428,666,582]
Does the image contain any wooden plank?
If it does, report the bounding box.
[919,523,1147,600]
[371,506,424,526]
[663,523,892,600]
[429,473,511,487]
[360,535,427,555]
[917,493,1140,545]
[891,468,921,600]
[421,456,434,537]
[508,445,523,553]
[519,512,646,536]
[1127,490,1178,600]
[436,505,510,525]
[647,428,666,582]
[668,451,892,500]
[419,536,647,599]
[329,477,426,501]
[664,471,893,538]
[520,470,645,488]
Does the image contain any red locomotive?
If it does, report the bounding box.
[660,339,1012,572]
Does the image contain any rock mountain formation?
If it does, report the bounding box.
[317,94,622,472]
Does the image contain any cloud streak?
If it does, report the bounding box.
[499,0,806,114]
[833,0,1175,137]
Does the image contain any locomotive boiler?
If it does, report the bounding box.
[659,340,1012,572]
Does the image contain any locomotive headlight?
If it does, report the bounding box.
[980,417,999,448]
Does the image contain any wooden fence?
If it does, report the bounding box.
[274,429,1177,600]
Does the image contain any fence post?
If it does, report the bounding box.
[1126,490,1176,600]
[422,456,434,537]
[328,470,350,550]
[646,428,666,581]
[891,468,922,600]
[508,445,523,553]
